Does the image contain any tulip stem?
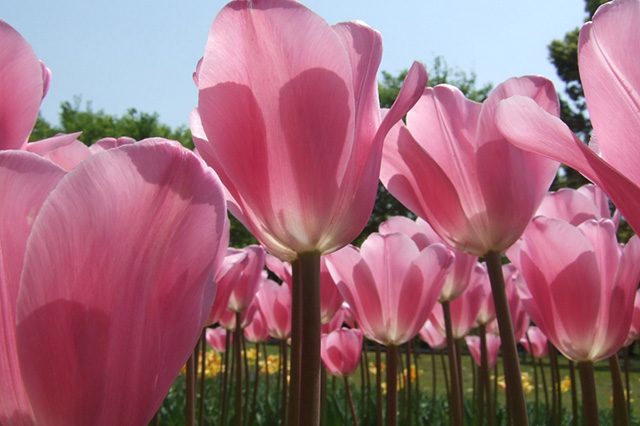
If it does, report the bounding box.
[198,332,206,426]
[344,376,359,426]
[609,353,629,426]
[569,361,578,426]
[524,331,538,424]
[288,259,302,426]
[386,345,398,426]
[484,250,528,425]
[578,361,599,426]
[442,301,464,426]
[185,349,196,426]
[376,343,383,426]
[281,339,288,425]
[234,313,243,426]
[297,251,322,426]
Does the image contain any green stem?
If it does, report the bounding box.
[442,301,464,426]
[525,331,538,425]
[609,353,629,426]
[198,332,206,426]
[281,339,288,425]
[538,356,549,423]
[431,348,437,418]
[578,361,600,426]
[376,343,383,426]
[484,250,528,425]
[288,259,302,426]
[185,348,196,426]
[479,326,488,426]
[548,343,561,426]
[569,360,578,426]
[234,313,243,426]
[297,251,322,426]
[344,376,359,426]
[405,341,412,426]
[386,345,398,426]
[250,342,260,422]
[320,366,327,426]
[221,331,231,425]
[623,347,631,423]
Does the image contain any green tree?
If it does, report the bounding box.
[30,97,193,149]
[355,57,492,245]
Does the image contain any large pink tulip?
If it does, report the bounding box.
[255,279,292,341]
[320,328,363,377]
[379,216,477,302]
[496,0,640,235]
[507,217,640,362]
[7,140,228,426]
[381,77,559,256]
[326,232,452,346]
[193,0,427,261]
[0,151,67,425]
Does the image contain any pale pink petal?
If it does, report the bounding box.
[496,95,640,235]
[255,279,291,340]
[206,327,231,353]
[578,0,640,184]
[0,20,43,150]
[227,245,265,313]
[0,151,66,426]
[320,257,344,324]
[537,187,603,225]
[244,309,271,344]
[321,328,363,377]
[16,140,226,426]
[419,319,447,350]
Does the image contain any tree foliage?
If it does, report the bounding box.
[30,97,193,149]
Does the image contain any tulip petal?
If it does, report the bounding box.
[578,0,640,183]
[16,140,226,426]
[0,20,43,150]
[496,96,640,235]
[0,151,65,426]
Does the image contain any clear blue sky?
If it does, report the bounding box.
[4,0,587,130]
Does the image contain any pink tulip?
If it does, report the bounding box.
[466,334,501,369]
[326,232,452,346]
[255,279,292,341]
[624,289,640,346]
[520,326,550,359]
[6,140,228,426]
[536,184,618,227]
[226,245,265,313]
[507,217,640,362]
[206,327,232,353]
[430,278,485,340]
[244,310,271,344]
[381,77,559,256]
[321,306,346,335]
[0,151,67,425]
[379,216,477,302]
[419,320,447,350]
[496,0,640,235]
[192,0,427,261]
[320,328,363,377]
[206,250,248,326]
[218,301,258,332]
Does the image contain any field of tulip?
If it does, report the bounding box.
[151,343,640,425]
[4,0,640,425]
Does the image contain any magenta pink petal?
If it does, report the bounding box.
[0,151,66,426]
[0,20,43,151]
[15,140,227,426]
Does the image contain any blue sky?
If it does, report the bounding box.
[5,0,587,130]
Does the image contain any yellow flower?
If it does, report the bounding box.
[368,362,386,375]
[560,376,571,393]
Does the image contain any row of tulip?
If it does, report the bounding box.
[2,0,640,424]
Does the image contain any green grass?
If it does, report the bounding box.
[151,343,640,425]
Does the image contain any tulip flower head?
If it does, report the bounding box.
[381,76,559,256]
[193,0,427,261]
[320,328,363,377]
[507,217,640,362]
[326,232,453,346]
